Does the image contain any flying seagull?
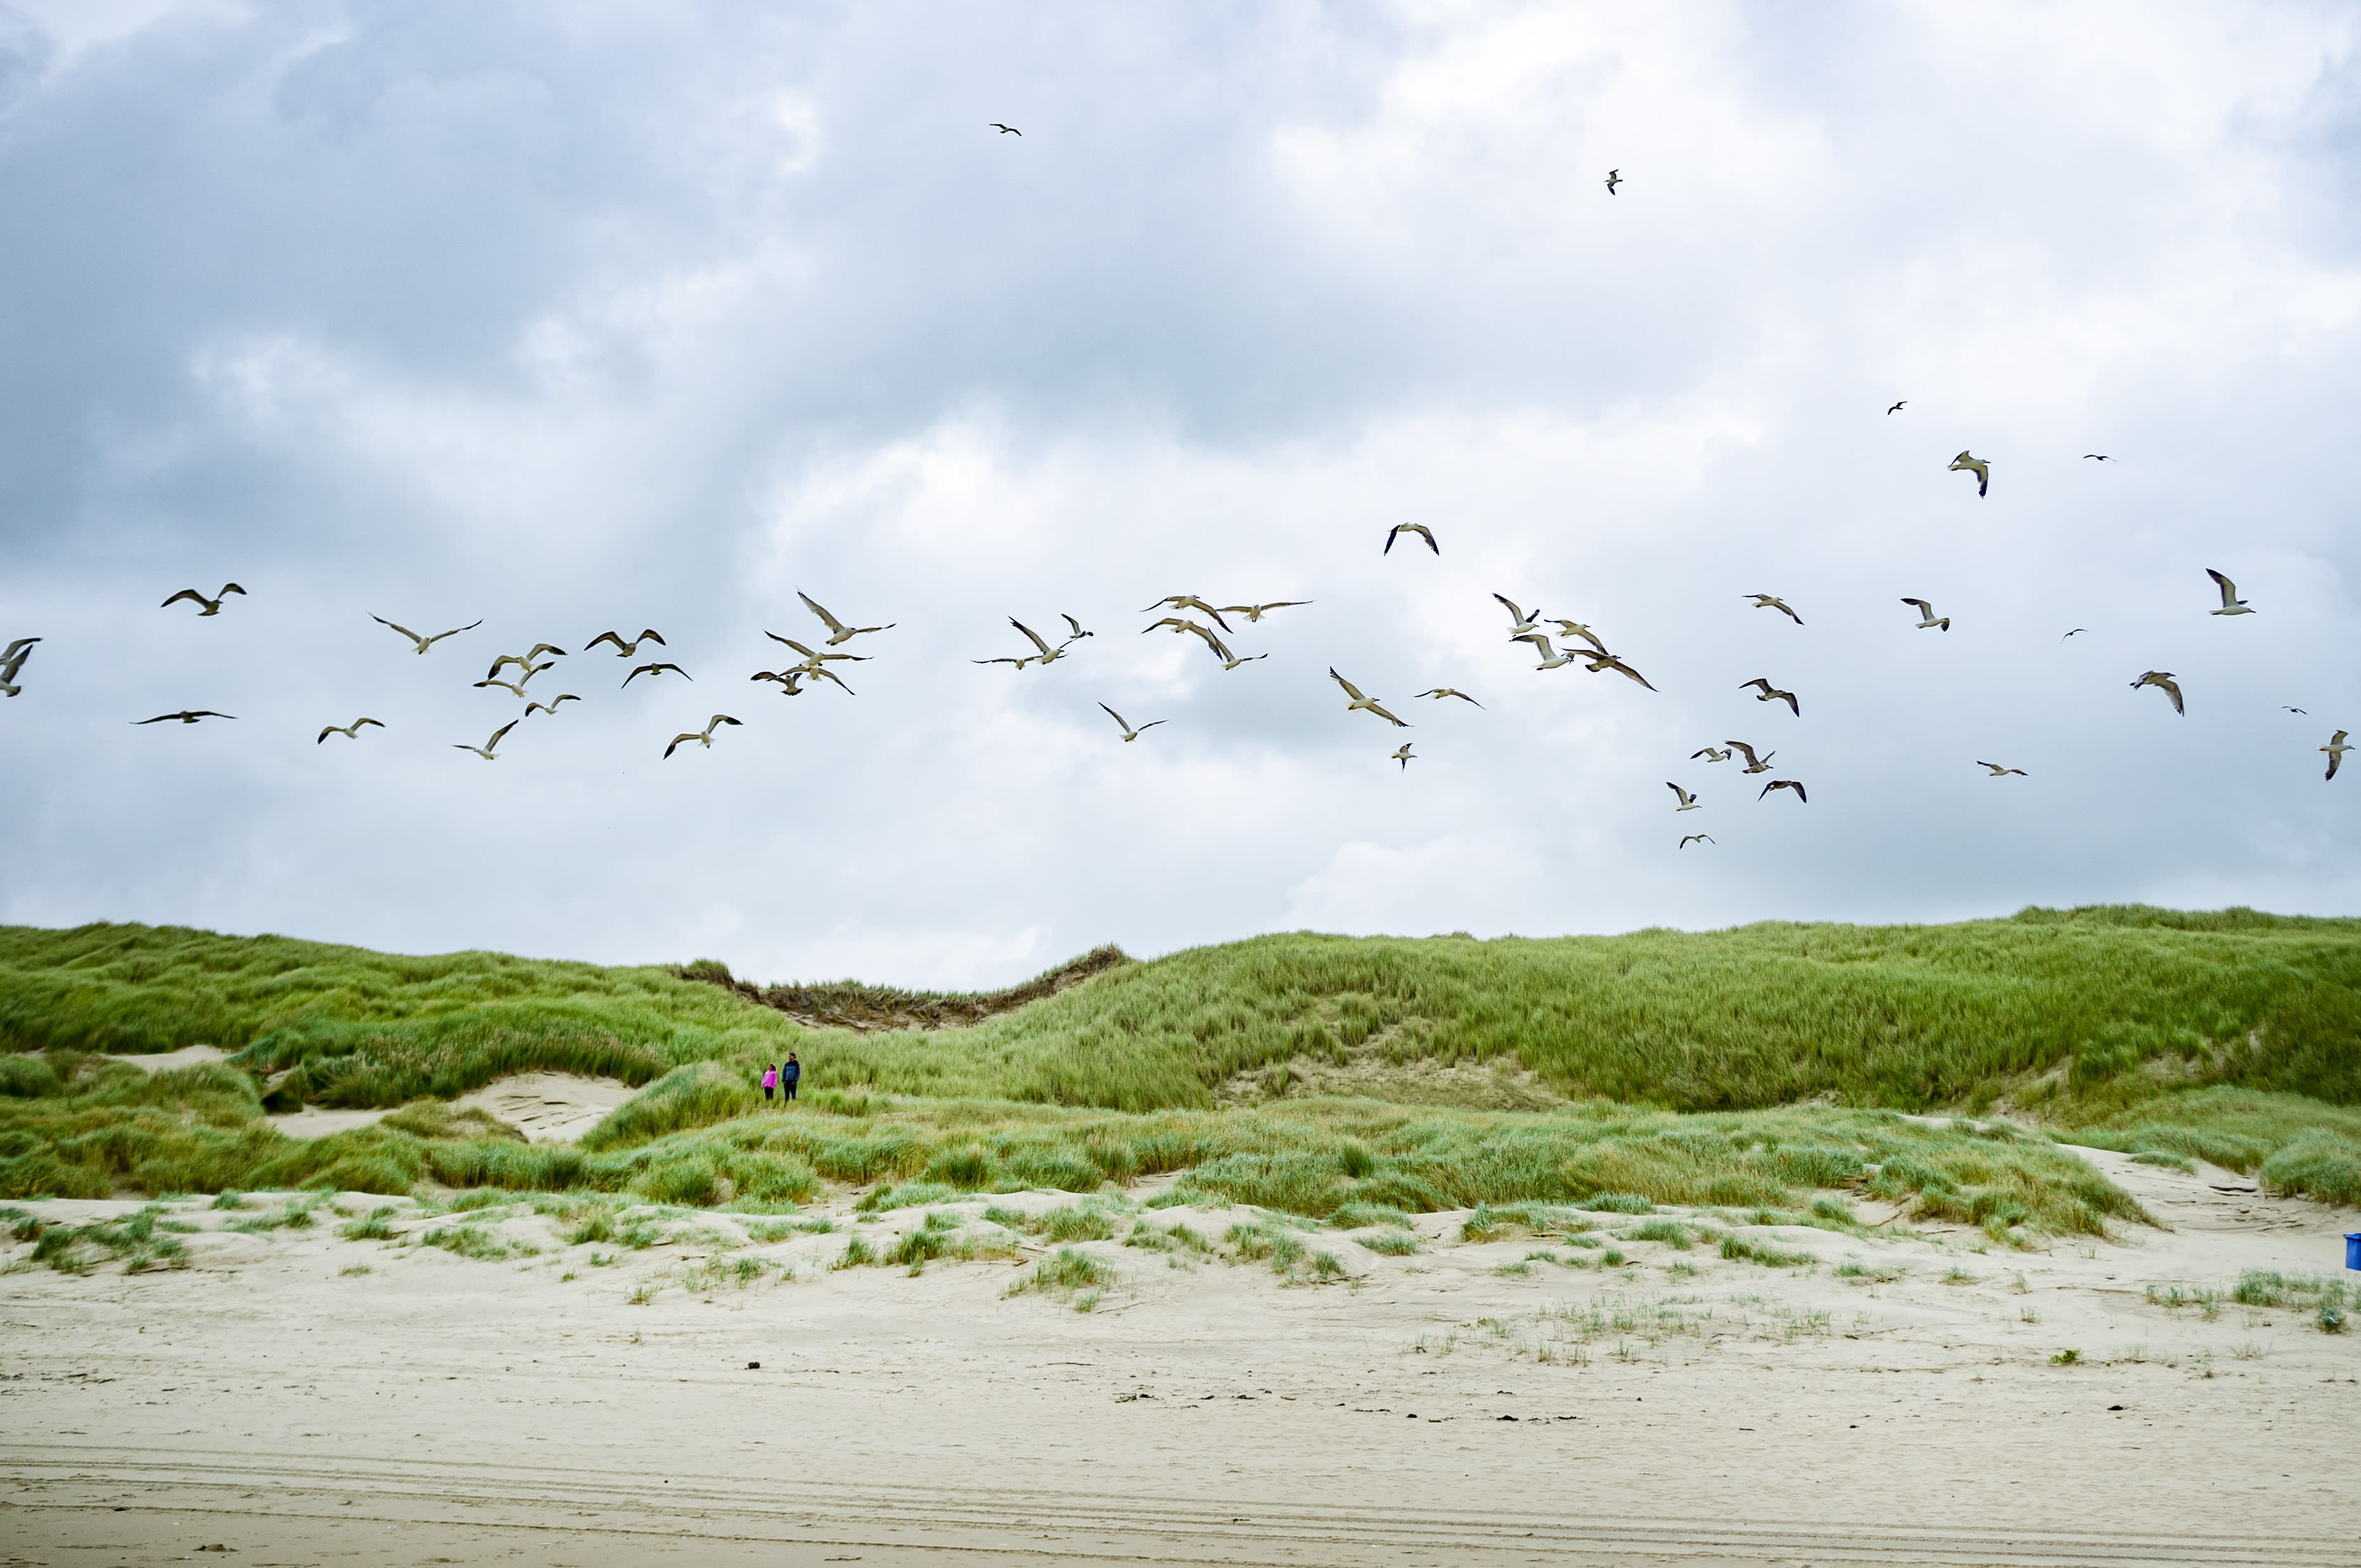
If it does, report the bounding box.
[585,629,665,657]
[374,615,483,654]
[473,678,531,699]
[1215,648,1267,672]
[1977,761,2027,777]
[1384,523,1438,556]
[487,646,566,679]
[1142,617,1233,662]
[1058,614,1092,642]
[765,633,867,665]
[664,714,742,758]
[990,122,1020,136]
[1679,834,1714,848]
[135,710,234,725]
[1887,400,1906,415]
[1690,746,1731,764]
[1760,779,1808,803]
[2205,568,2254,616]
[1329,668,1409,727]
[1901,597,1951,631]
[1098,703,1166,743]
[316,718,384,744]
[1141,596,1233,632]
[1392,743,1414,770]
[1726,741,1775,774]
[2130,670,2185,715]
[1604,168,1622,194]
[1667,782,1701,812]
[523,694,580,718]
[2063,628,2088,639]
[1215,601,1310,623]
[2084,454,2109,461]
[1581,650,1658,691]
[1746,594,1803,625]
[162,583,246,616]
[1494,594,1547,637]
[1513,633,1582,671]
[624,662,693,687]
[1414,687,1484,708]
[2284,706,2308,715]
[453,720,518,761]
[975,618,1066,670]
[1948,450,1990,497]
[0,637,37,697]
[1740,677,1800,717]
[799,591,894,646]
[1547,620,1611,655]
[2324,731,2351,782]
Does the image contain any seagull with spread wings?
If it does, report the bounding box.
[1494,594,1546,637]
[1760,779,1807,803]
[1414,687,1483,708]
[664,715,741,758]
[990,122,1020,136]
[2205,569,2255,616]
[1746,594,1803,625]
[1058,614,1092,643]
[374,614,483,654]
[1392,743,1414,771]
[1886,400,1906,415]
[524,694,580,718]
[1141,596,1232,632]
[1691,746,1731,764]
[487,645,566,680]
[0,637,37,697]
[453,720,518,760]
[2321,731,2350,781]
[585,629,665,657]
[765,633,868,665]
[1215,601,1310,623]
[1667,782,1701,812]
[1948,450,1990,497]
[162,583,246,617]
[2131,670,2185,715]
[316,718,383,744]
[1901,597,1951,631]
[1978,762,2027,777]
[1098,703,1165,743]
[1741,678,1800,717]
[1582,651,1658,691]
[1329,668,1409,727]
[1726,741,1775,775]
[798,591,894,645]
[1679,834,1715,848]
[624,662,693,687]
[1604,168,1622,194]
[1383,523,1438,556]
[135,710,234,725]
[1513,633,1582,671]
[975,619,1067,670]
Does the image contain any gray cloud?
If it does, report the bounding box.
[2,2,2358,986]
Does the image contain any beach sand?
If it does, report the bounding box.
[2,1148,2354,1565]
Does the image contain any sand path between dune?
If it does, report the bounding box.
[2,1133,2356,1565]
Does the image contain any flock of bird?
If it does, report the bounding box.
[3,150,2347,845]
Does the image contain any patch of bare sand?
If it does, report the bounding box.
[118,1045,229,1073]
[455,1072,636,1143]
[1,1144,2355,1564]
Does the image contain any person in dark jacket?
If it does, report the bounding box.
[781,1053,800,1102]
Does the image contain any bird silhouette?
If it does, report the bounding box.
[1760,779,1807,803]
[453,720,519,760]
[1746,594,1803,625]
[1383,523,1438,556]
[1886,400,1906,415]
[162,584,245,616]
[1948,451,1990,497]
[1740,678,1800,717]
[1604,168,1622,194]
[1726,741,1776,775]
[2130,671,2185,715]
[585,629,665,657]
[990,123,1020,136]
[799,592,894,645]
[1679,834,1715,848]
[316,718,384,744]
[624,662,693,687]
[136,710,234,725]
[1329,668,1409,727]
[664,715,741,758]
[1667,782,1701,812]
[1977,762,2027,777]
[1414,688,1483,708]
[1098,703,1166,743]
[374,615,483,654]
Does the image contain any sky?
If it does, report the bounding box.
[3,1,2359,988]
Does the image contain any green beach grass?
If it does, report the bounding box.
[4,905,2359,1221]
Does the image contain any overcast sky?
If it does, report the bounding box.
[3,2,2358,988]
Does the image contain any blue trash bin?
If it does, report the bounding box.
[2347,1233,2360,1270]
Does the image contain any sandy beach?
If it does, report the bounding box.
[3,1143,2355,1567]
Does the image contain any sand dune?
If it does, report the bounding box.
[1,1152,2353,1564]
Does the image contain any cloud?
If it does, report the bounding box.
[1,3,2358,987]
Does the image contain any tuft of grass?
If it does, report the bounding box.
[2130,1151,2197,1172]
[10,1204,189,1274]
[1225,1220,1307,1277]
[1582,1193,1655,1214]
[1720,1235,1812,1268]
[1358,1229,1419,1256]
[336,1208,396,1241]
[2051,1348,2081,1365]
[1626,1219,1694,1250]
[338,1262,371,1277]
[1123,1218,1208,1254]
[419,1223,532,1261]
[833,1233,876,1270]
[1008,1246,1115,1299]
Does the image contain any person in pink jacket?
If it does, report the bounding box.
[760,1063,778,1105]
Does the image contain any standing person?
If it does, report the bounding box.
[781,1053,800,1103]
[760,1062,778,1106]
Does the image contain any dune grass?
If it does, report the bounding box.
[4,907,2360,1228]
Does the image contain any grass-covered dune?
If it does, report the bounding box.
[2,906,2358,1219]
